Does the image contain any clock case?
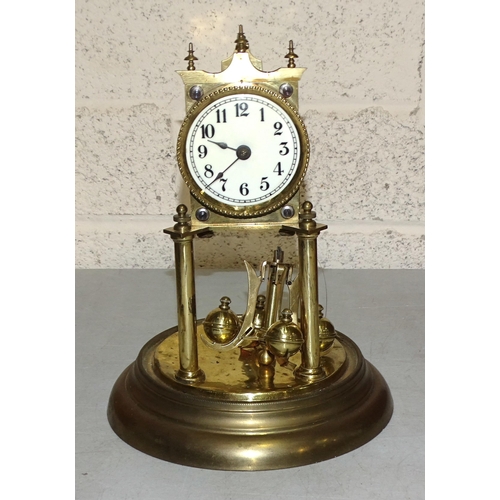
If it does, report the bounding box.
[107,27,393,471]
[177,33,308,229]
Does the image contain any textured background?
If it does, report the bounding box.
[75,0,424,269]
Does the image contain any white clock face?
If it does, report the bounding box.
[185,92,302,208]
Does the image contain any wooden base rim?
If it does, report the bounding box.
[107,325,393,471]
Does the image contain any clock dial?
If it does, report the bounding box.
[177,86,309,218]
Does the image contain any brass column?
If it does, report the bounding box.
[285,202,327,383]
[164,205,205,384]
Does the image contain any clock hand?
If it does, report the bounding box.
[207,140,237,151]
[204,158,240,189]
[203,145,252,190]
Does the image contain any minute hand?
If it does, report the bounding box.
[203,144,252,190]
[204,158,240,189]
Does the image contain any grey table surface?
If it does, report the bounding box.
[76,269,424,500]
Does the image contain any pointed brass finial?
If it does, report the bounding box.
[184,42,198,70]
[234,25,249,53]
[285,40,298,68]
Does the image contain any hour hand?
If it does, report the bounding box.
[207,140,237,151]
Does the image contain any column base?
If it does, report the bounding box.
[294,364,326,383]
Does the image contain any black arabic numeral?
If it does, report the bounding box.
[274,122,283,135]
[274,162,284,175]
[239,183,249,196]
[260,177,270,191]
[260,107,265,121]
[235,102,249,117]
[201,124,215,139]
[216,109,227,123]
[279,142,289,155]
[220,178,227,192]
[198,145,207,158]
[204,165,214,178]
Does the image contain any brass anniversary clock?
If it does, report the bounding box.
[108,26,393,471]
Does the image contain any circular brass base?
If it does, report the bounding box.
[108,324,393,471]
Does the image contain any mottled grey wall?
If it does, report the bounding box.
[76,0,424,269]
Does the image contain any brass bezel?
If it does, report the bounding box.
[176,85,310,219]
